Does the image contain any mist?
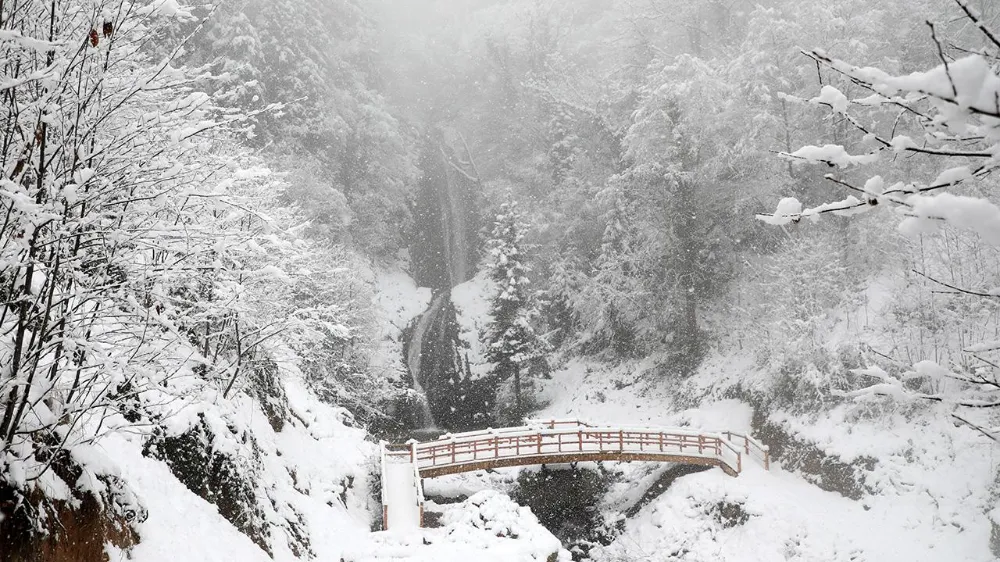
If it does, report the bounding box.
[1,0,998,560]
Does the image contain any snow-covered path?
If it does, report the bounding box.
[383,458,423,530]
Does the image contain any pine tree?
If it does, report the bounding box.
[484,197,543,423]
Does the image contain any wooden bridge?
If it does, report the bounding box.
[379,419,770,530]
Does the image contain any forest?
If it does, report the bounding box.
[1,0,999,560]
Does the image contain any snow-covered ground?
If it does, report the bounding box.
[381,261,998,561]
[87,264,996,562]
[346,491,570,562]
[533,357,997,562]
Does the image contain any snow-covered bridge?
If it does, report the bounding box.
[379,419,770,530]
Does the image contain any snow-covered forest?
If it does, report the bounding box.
[1,0,999,560]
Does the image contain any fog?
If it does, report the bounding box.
[2,0,999,560]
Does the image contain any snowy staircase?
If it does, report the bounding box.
[380,442,425,531]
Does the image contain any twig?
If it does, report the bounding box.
[912,269,1000,299]
[952,413,999,443]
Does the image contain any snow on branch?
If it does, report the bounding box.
[760,33,1000,240]
[762,8,1000,429]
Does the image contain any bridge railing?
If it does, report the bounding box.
[412,426,756,475]
[378,442,390,528]
[431,419,595,443]
[723,431,770,470]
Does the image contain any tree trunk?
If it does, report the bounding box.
[513,362,522,421]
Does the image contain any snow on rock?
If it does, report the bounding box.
[375,265,433,333]
[592,447,992,562]
[344,491,570,562]
[371,263,433,380]
[101,432,273,562]
[543,359,994,562]
[451,270,497,378]
[100,375,375,562]
[536,356,678,426]
[423,468,520,500]
[673,399,753,434]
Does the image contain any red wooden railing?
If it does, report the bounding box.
[410,419,769,476]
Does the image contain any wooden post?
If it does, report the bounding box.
[383,505,389,530]
[578,430,583,452]
[764,449,770,470]
[659,432,663,452]
[451,443,456,464]
[737,452,742,474]
[494,437,499,458]
[698,435,704,454]
[619,430,624,451]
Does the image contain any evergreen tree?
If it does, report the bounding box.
[484,197,544,422]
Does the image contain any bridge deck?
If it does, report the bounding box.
[418,450,736,477]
